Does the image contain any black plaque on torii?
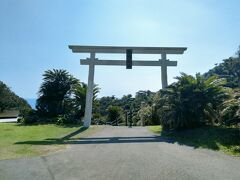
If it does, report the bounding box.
[126,49,132,69]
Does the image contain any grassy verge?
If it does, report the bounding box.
[0,123,103,160]
[149,125,240,156]
[148,125,162,134]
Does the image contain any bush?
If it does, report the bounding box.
[17,117,24,123]
[221,89,240,126]
[18,109,40,124]
[137,105,153,126]
[107,106,123,125]
[156,74,227,130]
[56,114,80,125]
[56,115,71,125]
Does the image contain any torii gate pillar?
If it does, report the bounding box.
[161,53,168,89]
[83,53,95,127]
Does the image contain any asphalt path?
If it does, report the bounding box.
[0,126,240,180]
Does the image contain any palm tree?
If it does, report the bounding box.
[73,83,100,119]
[36,69,79,117]
[156,73,228,130]
[221,89,240,125]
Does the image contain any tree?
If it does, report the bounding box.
[156,73,228,130]
[36,69,79,117]
[133,90,155,110]
[96,91,157,125]
[137,104,152,126]
[118,94,134,110]
[0,81,12,112]
[205,57,240,88]
[220,88,240,126]
[73,83,100,120]
[98,96,118,117]
[0,81,31,112]
[107,106,123,125]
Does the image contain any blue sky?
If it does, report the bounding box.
[0,0,239,99]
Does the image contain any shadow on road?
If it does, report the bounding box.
[14,126,239,155]
[15,135,174,145]
[61,126,89,140]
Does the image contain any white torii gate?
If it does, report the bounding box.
[69,45,187,127]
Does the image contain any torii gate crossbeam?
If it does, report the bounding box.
[69,45,187,127]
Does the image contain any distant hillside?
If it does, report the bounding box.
[0,81,31,115]
[204,57,240,88]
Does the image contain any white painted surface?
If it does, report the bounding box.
[69,45,187,54]
[80,59,177,66]
[0,118,18,123]
[83,53,95,127]
[161,53,168,89]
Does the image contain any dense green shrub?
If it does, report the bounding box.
[221,89,240,126]
[156,73,228,130]
[56,114,81,125]
[107,106,123,125]
[136,105,152,126]
[18,109,40,124]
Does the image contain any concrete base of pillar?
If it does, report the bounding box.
[83,119,91,127]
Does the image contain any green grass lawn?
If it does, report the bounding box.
[149,125,240,156]
[0,123,103,160]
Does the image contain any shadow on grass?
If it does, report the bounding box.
[161,126,240,153]
[14,126,88,145]
[15,123,83,128]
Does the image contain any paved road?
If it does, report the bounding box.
[0,126,240,180]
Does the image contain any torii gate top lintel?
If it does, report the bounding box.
[69,45,187,127]
[68,45,187,54]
